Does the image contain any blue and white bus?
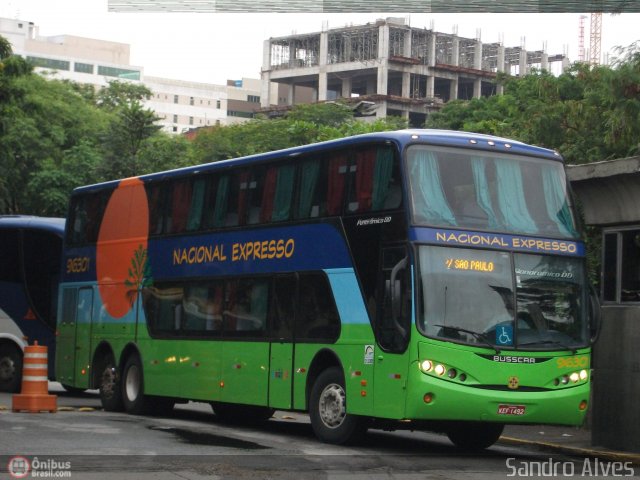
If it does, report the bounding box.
[0,216,65,392]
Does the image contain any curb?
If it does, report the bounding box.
[500,436,640,465]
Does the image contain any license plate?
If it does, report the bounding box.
[497,404,526,415]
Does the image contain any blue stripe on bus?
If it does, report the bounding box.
[325,268,370,325]
[149,223,352,280]
[409,227,585,257]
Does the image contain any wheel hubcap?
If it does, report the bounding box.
[318,383,346,429]
[125,365,140,401]
[0,356,15,382]
[101,366,117,399]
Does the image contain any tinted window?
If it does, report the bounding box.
[67,190,112,245]
[0,229,20,283]
[224,278,268,336]
[23,230,62,329]
[296,273,340,341]
[270,275,296,341]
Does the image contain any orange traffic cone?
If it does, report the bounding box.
[12,342,57,413]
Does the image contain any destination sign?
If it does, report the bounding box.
[445,258,495,272]
[411,227,585,257]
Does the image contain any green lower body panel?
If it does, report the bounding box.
[405,367,589,425]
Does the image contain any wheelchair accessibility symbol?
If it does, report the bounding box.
[496,325,513,346]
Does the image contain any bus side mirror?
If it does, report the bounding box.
[588,284,601,344]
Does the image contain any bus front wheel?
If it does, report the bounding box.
[98,354,123,412]
[446,422,504,451]
[309,367,367,445]
[0,343,22,393]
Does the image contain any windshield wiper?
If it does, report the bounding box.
[518,340,577,355]
[434,324,501,354]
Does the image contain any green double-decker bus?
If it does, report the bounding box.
[56,129,599,449]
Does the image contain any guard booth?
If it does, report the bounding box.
[568,156,640,453]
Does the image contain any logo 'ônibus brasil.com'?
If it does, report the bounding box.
[7,456,31,479]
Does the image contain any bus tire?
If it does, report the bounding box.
[122,354,151,415]
[309,367,367,445]
[446,422,504,451]
[0,343,22,393]
[97,354,123,412]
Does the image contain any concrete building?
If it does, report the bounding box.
[261,17,568,126]
[567,158,640,453]
[0,17,273,134]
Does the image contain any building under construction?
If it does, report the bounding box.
[260,17,568,126]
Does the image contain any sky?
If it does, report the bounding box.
[1,0,638,85]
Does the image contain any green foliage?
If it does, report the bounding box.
[136,134,195,174]
[425,44,640,165]
[98,102,162,179]
[95,80,153,110]
[285,102,354,127]
[191,106,406,164]
[27,142,103,216]
[0,36,11,60]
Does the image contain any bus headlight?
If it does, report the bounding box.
[420,360,433,373]
[434,364,446,376]
[579,370,588,381]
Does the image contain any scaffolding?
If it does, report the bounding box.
[270,34,320,71]
[458,39,477,69]
[481,43,501,72]
[435,34,454,65]
[410,29,432,66]
[327,26,379,65]
[389,27,408,57]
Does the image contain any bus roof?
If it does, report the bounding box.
[0,215,66,235]
[71,129,562,195]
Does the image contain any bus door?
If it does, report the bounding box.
[268,275,296,409]
[56,287,94,388]
[373,246,412,418]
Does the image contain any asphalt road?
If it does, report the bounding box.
[0,384,633,479]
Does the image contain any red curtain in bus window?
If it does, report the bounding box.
[260,167,278,223]
[170,181,192,233]
[327,154,348,215]
[148,186,163,234]
[355,149,376,212]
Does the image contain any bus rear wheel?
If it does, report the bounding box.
[446,422,504,451]
[0,343,22,393]
[98,354,123,412]
[122,354,151,415]
[309,367,367,445]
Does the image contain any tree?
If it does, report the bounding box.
[0,35,12,60]
[0,70,108,213]
[99,101,162,179]
[95,80,153,110]
[27,142,104,216]
[425,47,640,165]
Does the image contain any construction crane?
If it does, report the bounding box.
[589,12,602,65]
[578,15,587,62]
[577,13,603,65]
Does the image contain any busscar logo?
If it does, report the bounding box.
[7,456,30,479]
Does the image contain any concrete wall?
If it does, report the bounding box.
[591,306,640,452]
[568,157,640,453]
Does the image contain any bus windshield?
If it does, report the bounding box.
[406,145,579,239]
[417,246,589,350]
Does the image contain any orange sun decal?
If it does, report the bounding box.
[96,177,149,319]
